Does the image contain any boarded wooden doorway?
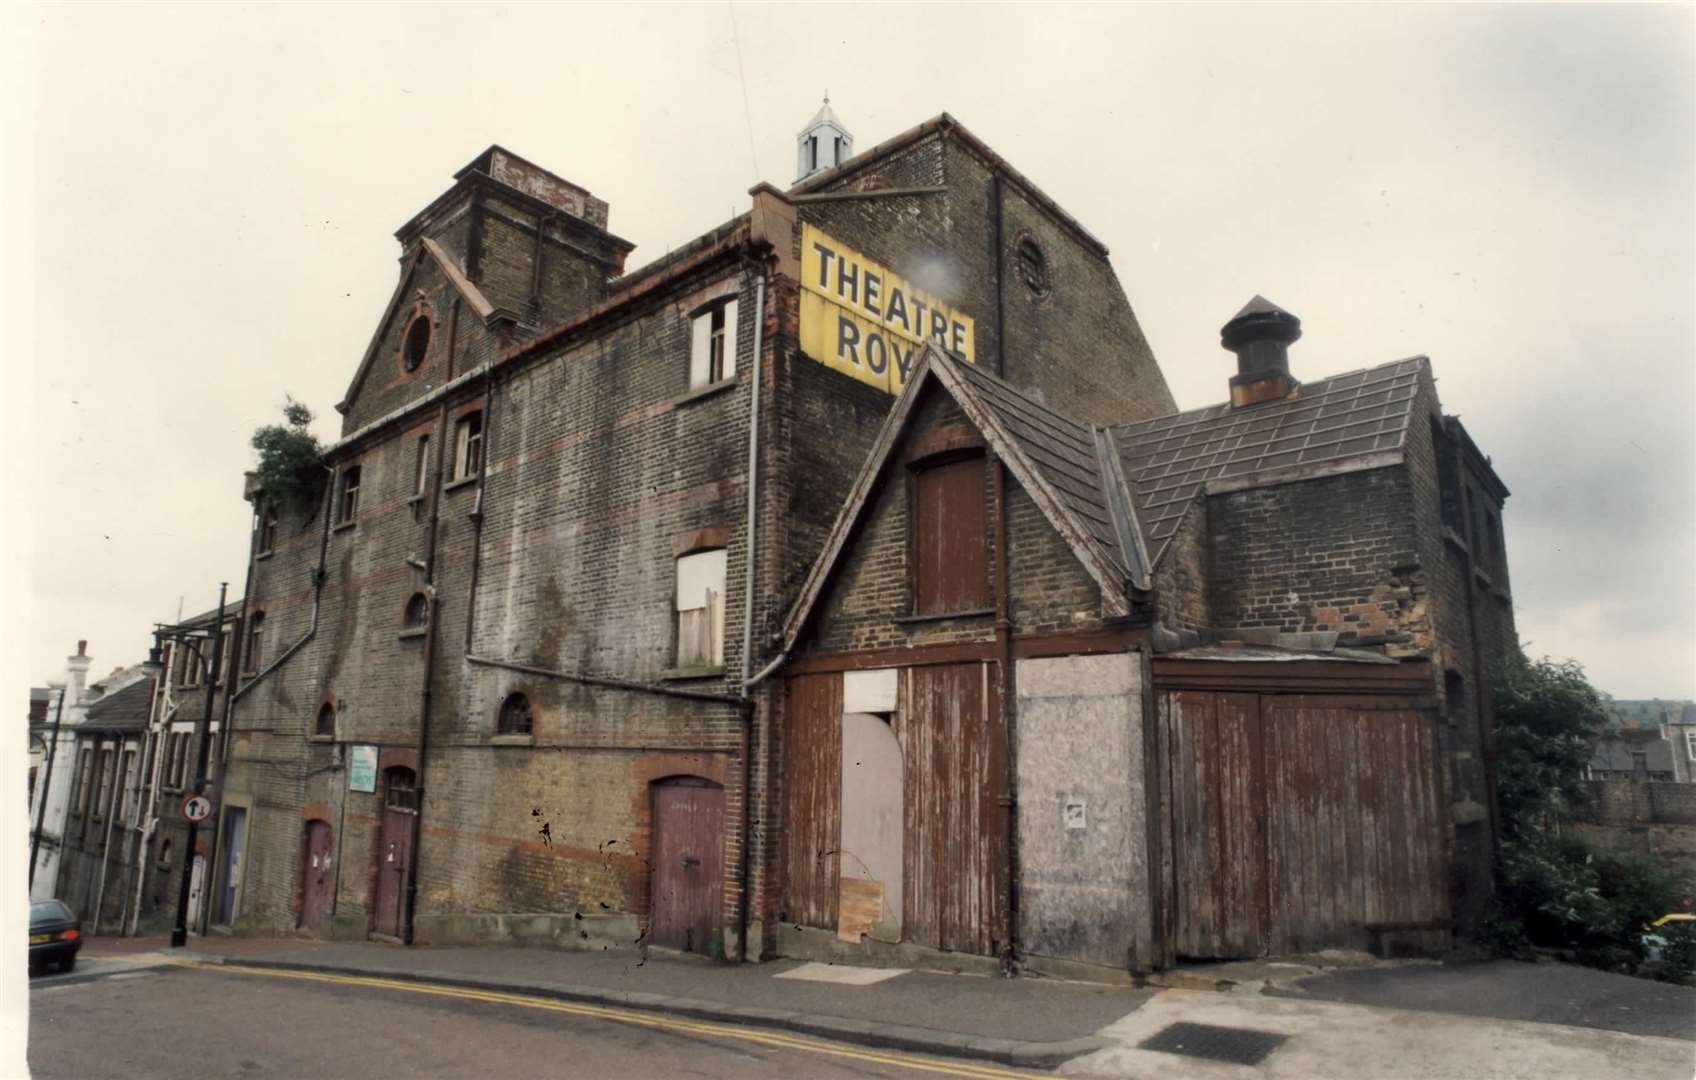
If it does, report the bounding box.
[373,767,416,940]
[901,662,1006,956]
[780,672,842,932]
[1160,690,1448,959]
[300,820,333,933]
[650,777,724,955]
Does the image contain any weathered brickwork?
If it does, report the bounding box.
[796,124,1174,427]
[215,121,1178,958]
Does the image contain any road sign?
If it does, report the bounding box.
[181,793,214,823]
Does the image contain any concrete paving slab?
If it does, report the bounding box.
[774,961,909,985]
[1062,988,1695,1080]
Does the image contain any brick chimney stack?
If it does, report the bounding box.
[1222,295,1302,408]
[65,640,92,710]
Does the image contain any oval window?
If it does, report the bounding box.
[402,314,431,372]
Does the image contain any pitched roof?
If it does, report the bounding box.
[1114,356,1427,566]
[337,241,506,414]
[780,347,1150,651]
[82,678,153,732]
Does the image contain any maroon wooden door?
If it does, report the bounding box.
[374,809,413,938]
[901,662,1006,956]
[301,820,334,932]
[780,672,842,931]
[649,778,724,954]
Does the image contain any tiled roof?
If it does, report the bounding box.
[82,678,152,732]
[954,362,1143,584]
[1114,357,1427,565]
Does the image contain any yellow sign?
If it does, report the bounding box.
[799,224,975,394]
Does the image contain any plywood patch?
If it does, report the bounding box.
[836,877,884,943]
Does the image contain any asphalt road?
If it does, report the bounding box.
[1277,959,1696,1041]
[28,961,1042,1080]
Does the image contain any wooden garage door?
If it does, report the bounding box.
[902,662,1005,956]
[1162,690,1448,959]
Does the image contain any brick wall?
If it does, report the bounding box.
[796,127,1175,427]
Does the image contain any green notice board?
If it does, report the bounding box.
[348,744,378,793]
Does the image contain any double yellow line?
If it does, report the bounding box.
[166,958,1040,1080]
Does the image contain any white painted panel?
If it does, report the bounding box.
[675,549,726,612]
[842,668,897,715]
[722,299,739,378]
[688,311,712,388]
[840,712,903,943]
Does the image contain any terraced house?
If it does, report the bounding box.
[201,104,1514,980]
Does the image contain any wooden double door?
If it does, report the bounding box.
[781,663,1006,957]
[1159,690,1449,959]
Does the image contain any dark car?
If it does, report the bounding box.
[29,900,81,974]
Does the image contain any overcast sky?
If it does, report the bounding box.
[6,3,1693,699]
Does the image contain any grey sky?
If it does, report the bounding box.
[9,3,1694,698]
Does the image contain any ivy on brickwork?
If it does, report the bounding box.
[250,397,326,515]
[1487,651,1695,981]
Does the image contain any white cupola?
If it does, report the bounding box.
[796,93,853,183]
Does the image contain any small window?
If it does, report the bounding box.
[182,643,202,688]
[385,767,419,812]
[688,300,738,389]
[259,505,279,554]
[75,747,93,815]
[336,465,361,525]
[95,748,115,817]
[175,733,192,788]
[453,413,483,482]
[809,135,819,171]
[1016,238,1050,298]
[402,313,431,373]
[911,455,989,616]
[120,749,138,821]
[675,548,727,669]
[1686,731,1696,761]
[403,592,428,630]
[497,692,533,736]
[246,612,265,673]
[315,702,336,738]
[414,435,431,497]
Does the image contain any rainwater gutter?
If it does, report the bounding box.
[231,474,335,704]
[993,458,1019,973]
[735,265,767,964]
[403,400,451,947]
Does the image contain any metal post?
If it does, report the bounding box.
[171,583,227,949]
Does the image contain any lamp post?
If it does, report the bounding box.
[143,582,228,949]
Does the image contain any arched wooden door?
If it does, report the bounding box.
[300,820,334,933]
[373,768,417,940]
[649,778,724,955]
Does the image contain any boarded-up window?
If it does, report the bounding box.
[676,548,727,668]
[911,456,988,615]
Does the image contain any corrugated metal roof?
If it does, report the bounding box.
[1114,356,1427,566]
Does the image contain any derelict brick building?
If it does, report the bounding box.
[772,298,1515,976]
[212,109,1175,958]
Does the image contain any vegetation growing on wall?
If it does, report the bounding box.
[1489,651,1695,980]
[249,397,326,515]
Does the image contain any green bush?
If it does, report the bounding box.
[250,396,326,514]
[1486,651,1692,981]
[1493,830,1691,978]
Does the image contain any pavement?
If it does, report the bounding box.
[67,935,1696,1077]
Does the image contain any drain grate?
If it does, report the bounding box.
[1137,1021,1288,1066]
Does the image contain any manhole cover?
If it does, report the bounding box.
[1137,1021,1288,1065]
